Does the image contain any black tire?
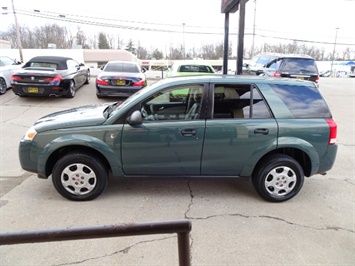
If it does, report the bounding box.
[65,80,76,98]
[84,71,90,84]
[52,152,108,201]
[0,78,7,95]
[252,154,304,202]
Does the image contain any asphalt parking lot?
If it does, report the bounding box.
[0,77,354,265]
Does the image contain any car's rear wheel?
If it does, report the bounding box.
[252,154,304,202]
[66,80,75,98]
[84,71,90,84]
[0,78,7,95]
[52,152,108,201]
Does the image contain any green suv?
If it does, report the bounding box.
[18,75,338,202]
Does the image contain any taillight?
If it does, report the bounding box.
[326,118,337,145]
[96,78,110,85]
[273,71,281,78]
[44,75,62,84]
[44,75,62,82]
[11,75,22,81]
[315,76,319,83]
[133,79,145,86]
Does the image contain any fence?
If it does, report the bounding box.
[0,219,192,266]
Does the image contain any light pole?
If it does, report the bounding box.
[330,27,339,76]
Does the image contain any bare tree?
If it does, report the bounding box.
[137,42,148,59]
[75,26,89,49]
[169,45,184,59]
[3,22,355,61]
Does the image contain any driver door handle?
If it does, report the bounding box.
[254,128,269,135]
[181,129,196,137]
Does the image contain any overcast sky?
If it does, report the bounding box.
[1,0,354,55]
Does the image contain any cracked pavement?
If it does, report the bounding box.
[0,78,354,265]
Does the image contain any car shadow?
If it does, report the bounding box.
[103,176,258,201]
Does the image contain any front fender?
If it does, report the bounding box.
[277,136,320,175]
[37,134,123,178]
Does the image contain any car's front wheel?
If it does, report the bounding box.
[0,78,7,95]
[252,154,304,202]
[52,152,108,201]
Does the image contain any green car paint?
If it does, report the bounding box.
[18,75,338,202]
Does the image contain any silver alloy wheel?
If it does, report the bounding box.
[264,166,297,196]
[69,81,75,97]
[60,163,97,195]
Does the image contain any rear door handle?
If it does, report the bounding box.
[181,129,196,137]
[254,128,269,135]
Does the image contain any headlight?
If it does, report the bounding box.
[24,126,37,141]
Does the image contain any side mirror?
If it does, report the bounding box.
[141,67,147,73]
[128,110,143,125]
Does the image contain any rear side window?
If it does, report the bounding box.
[27,62,58,69]
[281,59,318,73]
[270,84,331,118]
[213,84,272,119]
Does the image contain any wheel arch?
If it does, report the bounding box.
[37,134,123,178]
[251,147,313,179]
[45,145,110,177]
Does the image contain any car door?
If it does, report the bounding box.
[121,83,207,176]
[201,83,278,176]
[66,59,83,86]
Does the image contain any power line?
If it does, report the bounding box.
[5,9,355,47]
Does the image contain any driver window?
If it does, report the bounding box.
[140,84,204,121]
[267,60,280,70]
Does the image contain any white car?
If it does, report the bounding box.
[0,56,23,95]
[165,61,215,77]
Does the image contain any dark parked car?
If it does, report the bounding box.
[11,56,90,98]
[18,75,337,202]
[259,54,319,84]
[96,61,147,98]
[320,70,332,77]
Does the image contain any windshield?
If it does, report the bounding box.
[282,59,318,73]
[108,79,165,115]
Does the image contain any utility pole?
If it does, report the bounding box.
[11,0,23,62]
[182,23,185,59]
[330,27,339,76]
[251,0,256,57]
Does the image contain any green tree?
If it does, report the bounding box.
[125,39,136,55]
[98,32,110,49]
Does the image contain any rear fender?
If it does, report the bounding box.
[277,136,320,175]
